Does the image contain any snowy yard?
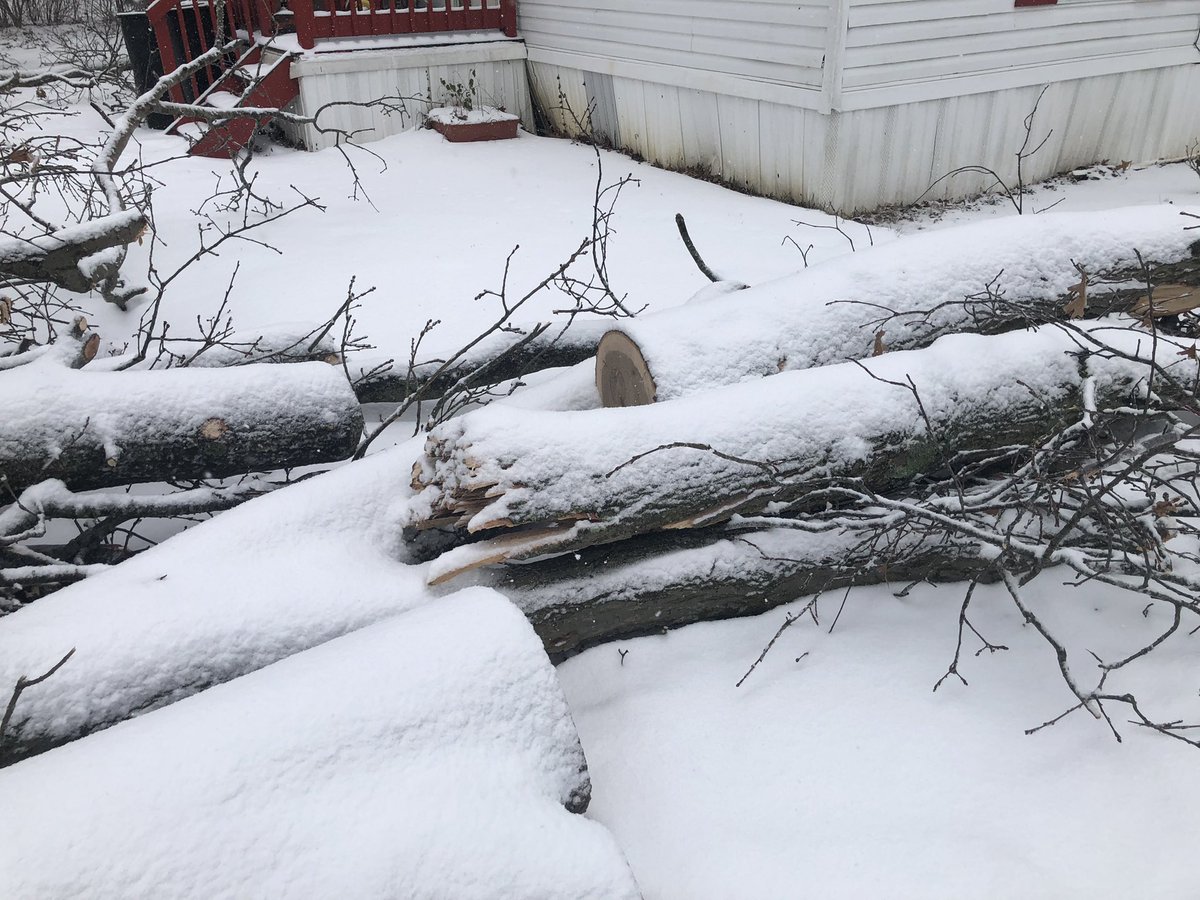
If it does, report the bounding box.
[3,31,1200,898]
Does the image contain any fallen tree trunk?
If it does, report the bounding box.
[412,322,1193,584]
[0,438,429,768]
[0,209,147,296]
[124,321,605,405]
[487,527,990,662]
[595,205,1200,406]
[0,360,363,493]
[354,321,611,404]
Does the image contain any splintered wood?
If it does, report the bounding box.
[411,439,503,533]
[1131,284,1200,320]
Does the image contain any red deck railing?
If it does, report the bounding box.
[147,0,518,91]
[291,0,517,49]
[147,0,281,103]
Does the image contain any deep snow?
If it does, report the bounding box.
[557,575,1200,900]
[0,588,641,899]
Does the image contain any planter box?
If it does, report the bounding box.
[428,106,520,143]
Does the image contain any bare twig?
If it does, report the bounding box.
[0,647,75,746]
[736,599,817,688]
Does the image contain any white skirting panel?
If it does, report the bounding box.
[529,60,1200,213]
[287,43,534,152]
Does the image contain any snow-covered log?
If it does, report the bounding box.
[413,323,1196,584]
[595,206,1200,406]
[133,319,605,403]
[355,319,611,403]
[0,589,641,900]
[0,325,100,372]
[0,440,432,768]
[0,209,147,296]
[490,528,987,661]
[170,322,348,368]
[0,359,363,493]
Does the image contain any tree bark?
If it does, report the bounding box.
[413,323,1188,584]
[485,527,990,662]
[595,206,1200,407]
[128,321,604,405]
[1,361,363,493]
[355,322,609,403]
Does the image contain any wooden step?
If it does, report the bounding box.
[182,51,299,159]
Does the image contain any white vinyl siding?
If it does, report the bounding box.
[842,0,1200,103]
[519,0,832,93]
[519,0,1200,211]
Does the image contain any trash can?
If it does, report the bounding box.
[117,10,173,129]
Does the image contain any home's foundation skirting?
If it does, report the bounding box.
[529,60,1200,213]
[281,39,533,152]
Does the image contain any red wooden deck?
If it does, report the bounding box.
[293,0,517,49]
[144,0,517,157]
[147,0,281,103]
[147,0,518,97]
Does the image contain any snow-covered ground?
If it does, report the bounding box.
[4,36,1200,897]
[882,160,1200,233]
[560,578,1200,899]
[91,113,884,373]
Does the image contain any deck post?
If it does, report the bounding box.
[500,0,516,37]
[146,1,188,102]
[292,0,316,48]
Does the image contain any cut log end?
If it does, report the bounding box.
[79,333,100,367]
[596,330,656,408]
[198,417,230,441]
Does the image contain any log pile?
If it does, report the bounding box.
[411,324,1176,581]
[405,206,1200,657]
